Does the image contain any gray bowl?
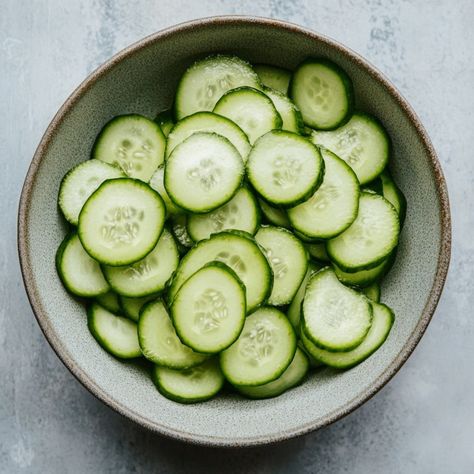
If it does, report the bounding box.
[18,16,451,447]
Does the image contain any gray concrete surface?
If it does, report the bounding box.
[1,1,472,472]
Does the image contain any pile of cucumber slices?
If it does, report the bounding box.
[56,55,406,403]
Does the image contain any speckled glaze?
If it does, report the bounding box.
[18,16,451,447]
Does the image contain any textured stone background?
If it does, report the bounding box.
[1,1,472,472]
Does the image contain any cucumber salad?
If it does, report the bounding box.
[56,55,405,403]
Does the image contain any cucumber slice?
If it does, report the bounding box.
[166,112,250,161]
[164,132,244,213]
[236,347,308,399]
[288,148,360,239]
[87,303,141,359]
[78,178,166,266]
[380,170,407,226]
[258,199,291,228]
[175,55,261,119]
[92,115,166,181]
[302,268,373,352]
[171,262,246,354]
[254,64,291,94]
[149,166,183,216]
[311,113,389,185]
[58,160,125,225]
[301,302,394,368]
[171,214,194,250]
[361,283,381,302]
[287,262,322,333]
[168,231,272,313]
[154,109,174,137]
[327,192,400,272]
[187,187,260,242]
[333,251,396,287]
[291,59,354,130]
[264,88,304,134]
[95,291,122,314]
[152,358,225,404]
[220,307,296,386]
[213,87,282,144]
[56,234,109,297]
[255,226,308,306]
[138,300,207,368]
[306,242,330,262]
[119,294,158,322]
[246,130,324,207]
[102,229,179,297]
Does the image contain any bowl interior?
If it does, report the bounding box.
[20,18,449,446]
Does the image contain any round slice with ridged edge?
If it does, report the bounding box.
[213,87,282,144]
[187,187,260,242]
[236,347,308,399]
[254,64,291,94]
[149,166,183,216]
[56,233,110,297]
[152,358,225,404]
[302,267,373,352]
[87,303,141,359]
[78,178,166,266]
[102,229,179,297]
[288,148,359,239]
[247,130,324,207]
[255,226,308,306]
[93,115,166,181]
[311,113,389,185]
[175,55,262,120]
[168,231,272,313]
[327,192,400,272]
[291,58,354,130]
[220,307,296,386]
[166,112,251,161]
[171,262,246,354]
[164,132,244,213]
[301,302,394,368]
[138,300,207,368]
[58,160,125,225]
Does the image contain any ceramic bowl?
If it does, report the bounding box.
[18,16,451,447]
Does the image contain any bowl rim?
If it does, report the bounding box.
[17,15,451,447]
